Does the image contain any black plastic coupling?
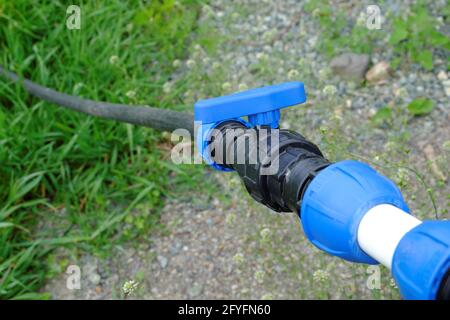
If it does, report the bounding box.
[208,120,330,213]
[437,268,450,300]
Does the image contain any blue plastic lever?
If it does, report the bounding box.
[194,82,307,128]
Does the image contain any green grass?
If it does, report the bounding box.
[0,0,206,299]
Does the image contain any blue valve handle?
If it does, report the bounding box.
[194,82,306,128]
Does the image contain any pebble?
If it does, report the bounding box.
[330,53,370,82]
[442,80,450,97]
[88,273,101,286]
[187,283,203,298]
[157,255,169,269]
[365,61,390,84]
[437,71,448,81]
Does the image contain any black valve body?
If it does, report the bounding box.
[207,120,330,213]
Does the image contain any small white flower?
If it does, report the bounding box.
[233,253,244,265]
[384,141,396,151]
[313,269,330,283]
[256,52,267,60]
[298,58,306,68]
[163,82,172,94]
[109,55,119,65]
[194,44,202,51]
[312,8,321,18]
[222,82,232,92]
[318,68,330,80]
[442,140,450,151]
[261,293,274,300]
[238,83,248,91]
[126,90,136,99]
[73,82,84,93]
[322,85,337,96]
[122,280,139,295]
[390,278,398,288]
[212,61,221,70]
[226,214,236,225]
[287,69,299,80]
[356,13,367,27]
[260,228,271,242]
[172,59,181,68]
[186,59,196,69]
[254,270,265,283]
[262,30,276,42]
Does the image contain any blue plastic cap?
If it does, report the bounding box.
[300,160,410,264]
[194,82,306,126]
[392,221,450,300]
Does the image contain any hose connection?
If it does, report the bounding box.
[194,82,450,300]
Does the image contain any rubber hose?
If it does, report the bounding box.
[0,65,194,135]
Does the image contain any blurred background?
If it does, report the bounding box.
[0,0,448,299]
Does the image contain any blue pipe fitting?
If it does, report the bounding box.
[300,160,410,264]
[194,82,307,170]
[196,118,248,171]
[392,221,450,299]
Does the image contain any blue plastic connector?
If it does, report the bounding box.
[392,221,450,299]
[300,160,410,264]
[194,82,306,127]
[194,82,307,170]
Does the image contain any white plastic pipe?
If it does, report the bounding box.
[357,204,422,269]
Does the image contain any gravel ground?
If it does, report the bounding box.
[45,0,449,299]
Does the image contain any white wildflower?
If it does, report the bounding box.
[122,280,139,295]
[356,12,367,27]
[322,84,337,96]
[312,8,321,18]
[126,90,136,99]
[163,82,172,94]
[442,140,450,151]
[238,83,248,91]
[254,270,265,283]
[390,278,398,288]
[256,52,267,60]
[233,253,244,265]
[261,293,274,300]
[313,269,330,283]
[109,55,119,65]
[186,59,196,69]
[222,82,232,92]
[226,213,236,225]
[260,228,271,242]
[318,68,330,80]
[172,59,181,68]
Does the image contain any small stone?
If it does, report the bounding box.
[365,61,390,84]
[330,53,370,82]
[169,242,182,255]
[437,71,448,81]
[187,283,203,298]
[89,273,101,285]
[441,80,450,97]
[157,255,169,269]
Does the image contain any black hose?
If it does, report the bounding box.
[0,65,194,135]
